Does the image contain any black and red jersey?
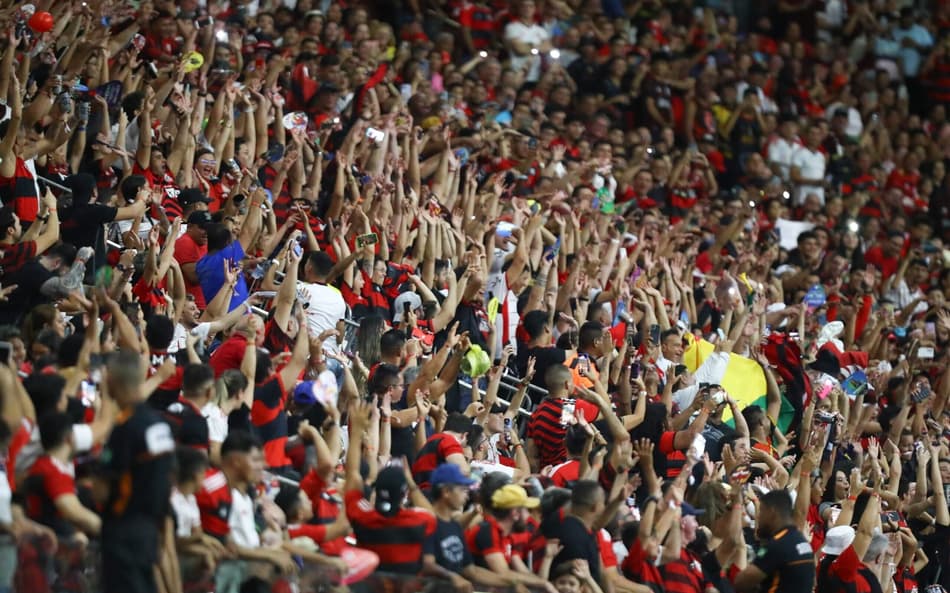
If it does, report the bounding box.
[195,468,231,541]
[251,375,291,470]
[23,455,78,536]
[466,514,513,569]
[410,433,464,489]
[300,469,345,555]
[344,488,436,574]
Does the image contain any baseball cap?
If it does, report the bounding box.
[179,188,211,206]
[373,466,408,517]
[187,210,213,228]
[393,291,423,324]
[681,502,706,517]
[491,484,540,511]
[822,525,856,555]
[430,463,477,487]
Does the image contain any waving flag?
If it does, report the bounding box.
[682,333,794,430]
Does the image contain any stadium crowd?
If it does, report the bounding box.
[0,0,948,593]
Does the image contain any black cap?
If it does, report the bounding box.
[187,210,213,228]
[833,108,849,118]
[179,188,211,206]
[373,466,407,517]
[489,403,508,414]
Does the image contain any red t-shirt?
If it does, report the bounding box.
[621,537,663,592]
[550,459,581,487]
[25,455,76,533]
[209,334,249,378]
[863,245,900,280]
[299,469,345,555]
[174,233,208,308]
[195,468,232,540]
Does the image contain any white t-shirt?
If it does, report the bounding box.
[790,146,826,205]
[504,21,550,82]
[767,137,800,181]
[298,281,347,351]
[0,469,11,527]
[229,488,260,548]
[171,488,202,538]
[202,402,229,444]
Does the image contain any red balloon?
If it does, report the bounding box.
[28,11,54,34]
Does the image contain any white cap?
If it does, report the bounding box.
[393,292,423,324]
[821,525,856,556]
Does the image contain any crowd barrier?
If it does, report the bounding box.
[7,535,543,593]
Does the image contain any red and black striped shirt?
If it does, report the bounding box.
[526,397,599,469]
[251,375,292,470]
[344,489,436,574]
[466,514,513,569]
[411,433,465,489]
[662,548,709,593]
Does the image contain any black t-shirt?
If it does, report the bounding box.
[919,523,950,590]
[423,517,473,573]
[701,550,735,593]
[61,202,118,265]
[101,403,175,562]
[543,512,602,585]
[435,301,489,353]
[515,345,568,390]
[701,420,737,462]
[731,115,762,158]
[752,526,815,593]
[641,76,672,127]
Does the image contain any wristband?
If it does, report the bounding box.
[847,495,857,501]
[381,417,390,423]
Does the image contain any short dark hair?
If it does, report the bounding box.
[145,315,176,350]
[571,480,604,511]
[660,328,679,344]
[522,310,549,340]
[306,251,335,278]
[175,446,210,484]
[38,412,73,451]
[23,373,66,417]
[205,223,233,252]
[0,207,16,237]
[444,413,472,434]
[221,430,261,457]
[578,321,603,350]
[759,489,793,518]
[182,364,215,395]
[379,329,407,358]
[367,363,401,395]
[119,174,148,202]
[274,484,304,520]
[565,424,588,455]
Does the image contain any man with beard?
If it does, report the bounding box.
[466,484,557,592]
[734,490,814,593]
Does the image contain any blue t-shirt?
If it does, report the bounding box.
[196,241,248,312]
